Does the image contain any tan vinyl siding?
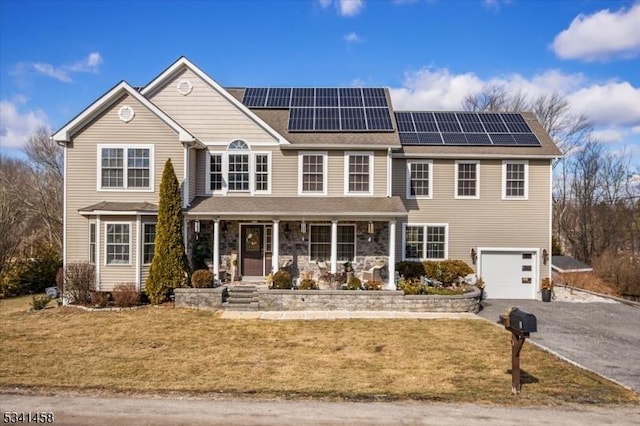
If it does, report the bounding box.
[196,149,208,196]
[271,149,299,196]
[65,94,183,290]
[397,158,552,281]
[373,150,388,197]
[327,150,343,195]
[148,68,278,144]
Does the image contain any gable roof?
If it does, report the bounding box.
[52,81,195,143]
[140,57,290,145]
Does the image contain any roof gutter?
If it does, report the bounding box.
[280,144,401,150]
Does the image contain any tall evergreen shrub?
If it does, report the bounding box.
[145,159,190,304]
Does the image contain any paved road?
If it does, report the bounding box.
[2,393,639,426]
[477,298,640,393]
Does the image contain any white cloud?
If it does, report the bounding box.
[551,3,640,61]
[13,52,104,83]
[390,66,640,132]
[319,0,364,16]
[0,100,49,150]
[483,0,512,11]
[344,32,361,43]
[591,129,624,143]
[632,126,640,134]
[568,81,640,127]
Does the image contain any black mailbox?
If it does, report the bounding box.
[509,308,537,334]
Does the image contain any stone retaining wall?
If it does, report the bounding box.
[174,287,480,313]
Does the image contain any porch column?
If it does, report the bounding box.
[330,220,338,274]
[213,219,220,278]
[388,220,396,290]
[272,220,280,274]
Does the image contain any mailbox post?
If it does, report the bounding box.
[499,307,537,394]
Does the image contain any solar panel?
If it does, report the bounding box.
[265,88,292,108]
[340,108,366,130]
[316,88,338,107]
[479,113,508,133]
[434,112,462,133]
[395,111,540,146]
[366,108,393,130]
[291,88,315,107]
[442,133,468,144]
[288,108,314,130]
[395,112,415,132]
[362,88,388,107]
[418,132,443,144]
[315,108,340,130]
[490,133,516,145]
[243,88,268,107]
[339,88,363,107]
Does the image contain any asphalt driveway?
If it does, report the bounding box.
[477,298,640,393]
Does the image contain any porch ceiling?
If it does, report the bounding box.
[186,196,407,218]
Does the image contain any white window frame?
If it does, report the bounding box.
[205,146,271,195]
[455,160,480,199]
[96,144,154,192]
[89,222,96,265]
[142,222,156,265]
[406,160,433,199]
[344,151,374,196]
[502,160,529,200]
[309,223,356,262]
[104,222,132,266]
[298,151,328,195]
[401,223,448,261]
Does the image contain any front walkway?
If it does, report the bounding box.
[219,310,479,320]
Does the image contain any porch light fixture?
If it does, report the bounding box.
[542,249,549,265]
[194,220,201,234]
[367,221,374,235]
[470,248,477,265]
[284,224,291,240]
[301,221,307,234]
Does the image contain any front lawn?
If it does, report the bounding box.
[0,295,637,405]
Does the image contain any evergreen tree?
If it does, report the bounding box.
[145,159,190,304]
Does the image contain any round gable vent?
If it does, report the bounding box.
[177,79,193,96]
[118,105,135,123]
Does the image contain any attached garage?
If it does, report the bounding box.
[479,249,538,299]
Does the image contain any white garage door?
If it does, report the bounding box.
[480,250,537,299]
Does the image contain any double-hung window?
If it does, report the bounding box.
[143,223,156,264]
[503,160,528,199]
[407,161,432,199]
[89,223,96,264]
[309,224,355,262]
[299,152,327,195]
[207,141,270,194]
[455,161,479,198]
[105,223,130,265]
[98,145,153,191]
[345,152,373,195]
[403,224,447,260]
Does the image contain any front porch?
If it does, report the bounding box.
[186,219,398,289]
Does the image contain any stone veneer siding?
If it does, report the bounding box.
[174,287,481,313]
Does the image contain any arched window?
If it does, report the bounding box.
[227,140,250,191]
[228,140,249,150]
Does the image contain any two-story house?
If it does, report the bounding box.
[54,57,561,300]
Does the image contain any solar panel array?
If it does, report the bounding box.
[395,112,541,146]
[242,88,393,132]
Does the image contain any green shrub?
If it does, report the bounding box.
[191,269,213,288]
[423,260,473,287]
[364,280,383,291]
[346,275,362,290]
[30,295,50,311]
[298,278,318,290]
[397,277,426,295]
[423,286,471,296]
[396,261,425,280]
[0,268,23,297]
[145,159,191,304]
[0,245,61,296]
[112,283,140,307]
[271,269,293,289]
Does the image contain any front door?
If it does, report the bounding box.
[241,225,264,277]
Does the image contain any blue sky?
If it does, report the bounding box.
[1,0,639,161]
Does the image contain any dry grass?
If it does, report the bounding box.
[557,272,621,296]
[1,295,638,406]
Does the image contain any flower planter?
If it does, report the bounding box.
[541,288,552,302]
